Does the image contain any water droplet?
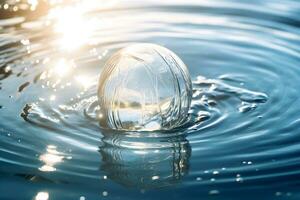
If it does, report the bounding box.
[236,177,243,182]
[236,175,243,183]
[213,171,219,175]
[98,44,192,131]
[102,191,108,197]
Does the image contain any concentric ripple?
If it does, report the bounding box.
[0,0,300,199]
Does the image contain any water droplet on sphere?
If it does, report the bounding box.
[98,43,192,131]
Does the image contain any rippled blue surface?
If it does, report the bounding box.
[0,0,300,199]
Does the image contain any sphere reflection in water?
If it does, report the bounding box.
[99,133,191,188]
[98,43,192,131]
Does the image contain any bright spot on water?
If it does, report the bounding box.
[98,43,192,131]
[75,75,94,89]
[50,95,56,101]
[35,192,49,200]
[39,145,64,172]
[151,175,160,180]
[21,39,30,46]
[275,192,282,196]
[53,59,72,77]
[79,196,85,200]
[213,171,219,175]
[49,5,95,51]
[242,161,253,165]
[236,174,243,182]
[209,190,220,195]
[102,191,108,197]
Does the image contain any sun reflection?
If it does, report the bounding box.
[53,59,72,77]
[35,192,49,200]
[49,95,56,101]
[49,4,95,51]
[75,75,94,89]
[39,145,64,172]
[37,58,75,90]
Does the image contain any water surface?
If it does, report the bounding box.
[0,0,300,199]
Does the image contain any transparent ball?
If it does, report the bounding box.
[98,43,192,131]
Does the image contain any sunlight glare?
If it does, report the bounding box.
[53,59,72,77]
[50,5,95,51]
[35,192,49,200]
[75,75,94,89]
[39,145,64,172]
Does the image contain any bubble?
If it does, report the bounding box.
[98,43,192,131]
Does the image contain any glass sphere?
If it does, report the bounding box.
[98,43,192,131]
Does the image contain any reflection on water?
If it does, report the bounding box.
[35,191,49,200]
[39,145,64,172]
[52,59,73,78]
[100,132,191,189]
[50,4,95,51]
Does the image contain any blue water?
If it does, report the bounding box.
[0,0,300,199]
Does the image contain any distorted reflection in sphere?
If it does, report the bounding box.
[98,43,192,131]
